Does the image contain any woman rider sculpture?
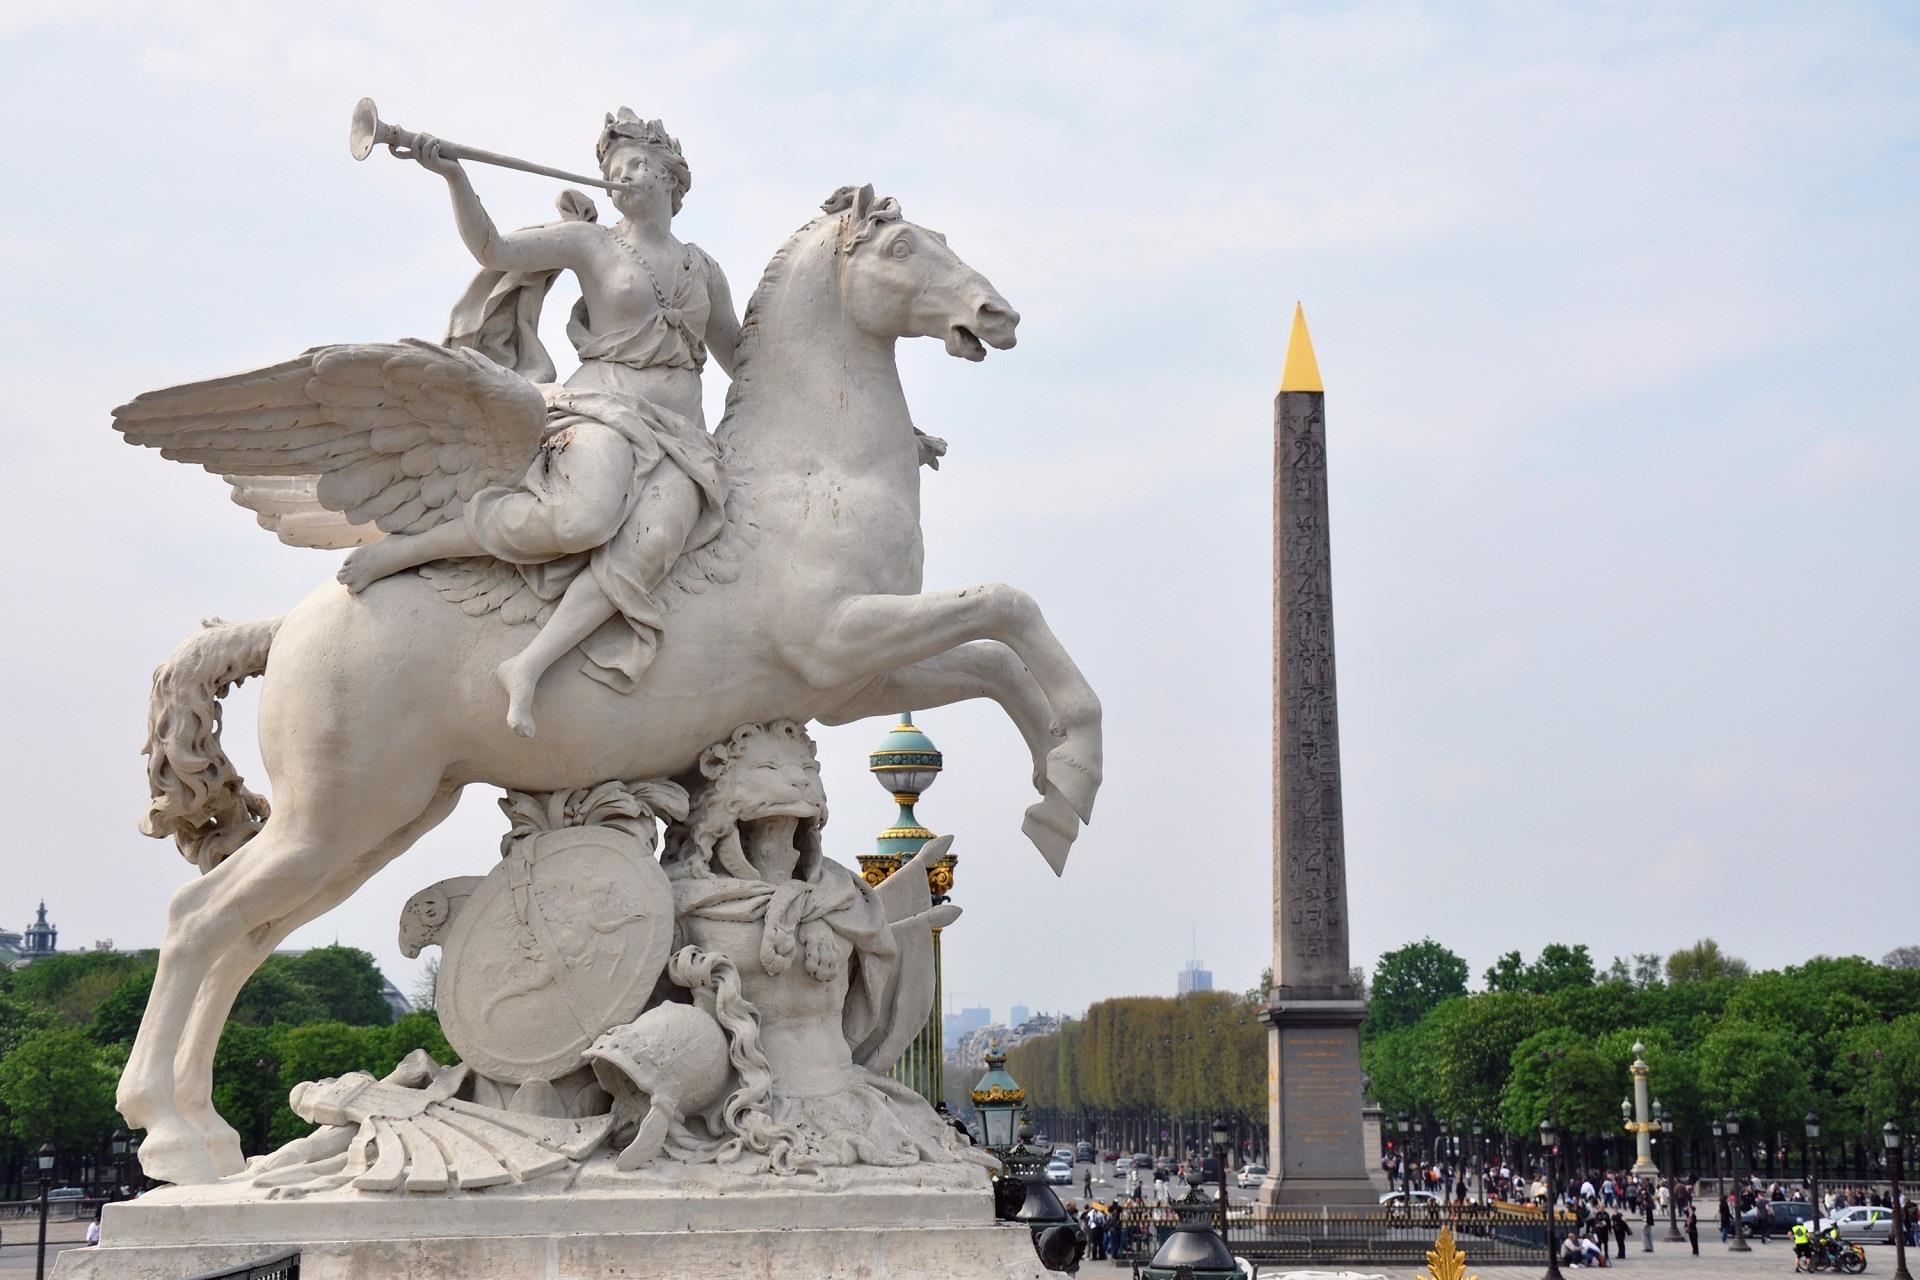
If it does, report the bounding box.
[337,109,740,737]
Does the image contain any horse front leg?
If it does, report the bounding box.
[799,586,1102,872]
[815,641,1056,795]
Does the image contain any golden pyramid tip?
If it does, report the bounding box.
[1280,302,1323,393]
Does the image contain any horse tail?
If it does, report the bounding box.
[138,615,282,875]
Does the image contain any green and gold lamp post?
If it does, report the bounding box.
[971,1041,1025,1153]
[858,714,955,1105]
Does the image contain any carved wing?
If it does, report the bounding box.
[114,340,548,542]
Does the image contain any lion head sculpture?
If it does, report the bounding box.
[663,720,827,881]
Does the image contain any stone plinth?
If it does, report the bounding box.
[56,1160,1045,1280]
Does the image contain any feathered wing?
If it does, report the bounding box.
[114,340,549,545]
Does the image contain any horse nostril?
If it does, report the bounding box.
[977,300,1020,330]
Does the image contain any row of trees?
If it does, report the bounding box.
[1004,989,1266,1154]
[1362,940,1920,1178]
[0,945,442,1197]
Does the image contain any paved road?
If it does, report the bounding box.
[0,1223,89,1278]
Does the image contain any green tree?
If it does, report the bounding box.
[1499,1028,1616,1141]
[1366,939,1470,1037]
[279,947,394,1026]
[231,958,328,1027]
[1423,992,1545,1126]
[1482,945,1596,996]
[1666,938,1749,984]
[88,963,156,1045]
[0,1028,121,1154]
[1695,1021,1811,1138]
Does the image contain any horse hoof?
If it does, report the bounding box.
[1044,745,1101,825]
[135,1126,226,1186]
[1021,791,1080,876]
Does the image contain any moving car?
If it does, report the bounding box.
[1076,1141,1095,1163]
[1237,1163,1268,1189]
[1052,1147,1075,1166]
[1379,1189,1441,1207]
[1046,1160,1073,1186]
[1132,1153,1154,1170]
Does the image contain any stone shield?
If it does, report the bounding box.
[437,825,674,1084]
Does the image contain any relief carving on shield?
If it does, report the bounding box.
[437,824,674,1084]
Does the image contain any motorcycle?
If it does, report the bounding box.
[1800,1236,1868,1273]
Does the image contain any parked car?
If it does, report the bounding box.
[1045,1160,1073,1186]
[1237,1163,1268,1189]
[1823,1206,1896,1243]
[1744,1200,1817,1232]
[1052,1147,1075,1166]
[1075,1141,1095,1163]
[46,1186,85,1202]
[1099,1149,1119,1163]
[1132,1153,1154,1170]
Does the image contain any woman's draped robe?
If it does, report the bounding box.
[442,198,728,691]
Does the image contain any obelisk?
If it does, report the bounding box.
[1259,305,1376,1207]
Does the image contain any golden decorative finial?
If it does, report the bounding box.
[1425,1227,1479,1280]
[1280,302,1323,393]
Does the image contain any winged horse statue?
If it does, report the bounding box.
[108,179,1102,1185]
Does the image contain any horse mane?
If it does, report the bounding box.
[716,213,834,433]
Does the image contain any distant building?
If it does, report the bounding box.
[946,1011,1067,1074]
[2,901,60,967]
[1010,1004,1030,1027]
[943,1004,991,1045]
[1177,959,1214,994]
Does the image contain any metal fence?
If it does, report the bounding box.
[1108,1204,1563,1268]
[184,1252,302,1280]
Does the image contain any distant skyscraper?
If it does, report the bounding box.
[1177,960,1214,995]
[1010,1004,1031,1027]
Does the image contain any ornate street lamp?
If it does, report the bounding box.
[1805,1112,1823,1244]
[1885,1121,1912,1280]
[110,1127,129,1200]
[1541,1116,1564,1280]
[1398,1112,1413,1206]
[1473,1119,1487,1206]
[970,1042,1025,1153]
[1725,1111,1749,1252]
[1141,1166,1239,1280]
[34,1140,55,1280]
[1210,1116,1231,1238]
[1660,1103,1682,1242]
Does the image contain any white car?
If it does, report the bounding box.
[1821,1206,1897,1243]
[1237,1163,1268,1189]
[1046,1161,1073,1186]
[1379,1189,1440,1207]
[1052,1148,1075,1165]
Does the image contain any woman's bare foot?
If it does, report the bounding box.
[495,654,540,738]
[338,539,420,593]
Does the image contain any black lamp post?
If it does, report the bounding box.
[1805,1112,1822,1242]
[1725,1111,1749,1252]
[1661,1104,1683,1241]
[110,1127,129,1200]
[1210,1116,1230,1239]
[1886,1121,1912,1280]
[1399,1112,1413,1207]
[1541,1116,1564,1280]
[1473,1119,1487,1206]
[34,1140,55,1280]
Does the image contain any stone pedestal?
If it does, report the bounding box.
[55,1161,1044,1280]
[1258,998,1377,1208]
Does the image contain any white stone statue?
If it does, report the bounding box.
[106,106,1103,1188]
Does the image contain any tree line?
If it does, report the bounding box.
[996,939,1920,1176]
[0,946,446,1197]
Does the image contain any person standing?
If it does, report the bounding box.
[1686,1202,1700,1255]
[1642,1182,1657,1252]
[1611,1207,1629,1259]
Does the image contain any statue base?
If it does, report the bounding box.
[55,1160,1046,1280]
[1258,996,1380,1210]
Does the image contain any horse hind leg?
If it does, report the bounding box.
[170,783,463,1175]
[121,775,444,1186]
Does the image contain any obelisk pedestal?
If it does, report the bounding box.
[1259,306,1377,1208]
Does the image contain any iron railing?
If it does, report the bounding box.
[183,1252,301,1280]
[1107,1204,1564,1268]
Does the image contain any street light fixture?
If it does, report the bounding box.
[1660,1103,1682,1242]
[34,1140,55,1280]
[1473,1119,1487,1206]
[1724,1111,1749,1252]
[1541,1116,1564,1280]
[1210,1116,1230,1239]
[1805,1112,1823,1246]
[1399,1113,1413,1207]
[1884,1121,1911,1280]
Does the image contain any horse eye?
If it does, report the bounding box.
[890,239,912,259]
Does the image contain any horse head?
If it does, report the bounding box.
[824,184,1019,360]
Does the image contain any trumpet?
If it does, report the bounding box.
[349,97,636,194]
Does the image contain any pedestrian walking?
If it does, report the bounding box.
[1611,1208,1629,1259]
[1686,1203,1700,1255]
[1642,1184,1656,1252]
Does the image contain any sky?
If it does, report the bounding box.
[1,2,1915,1024]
